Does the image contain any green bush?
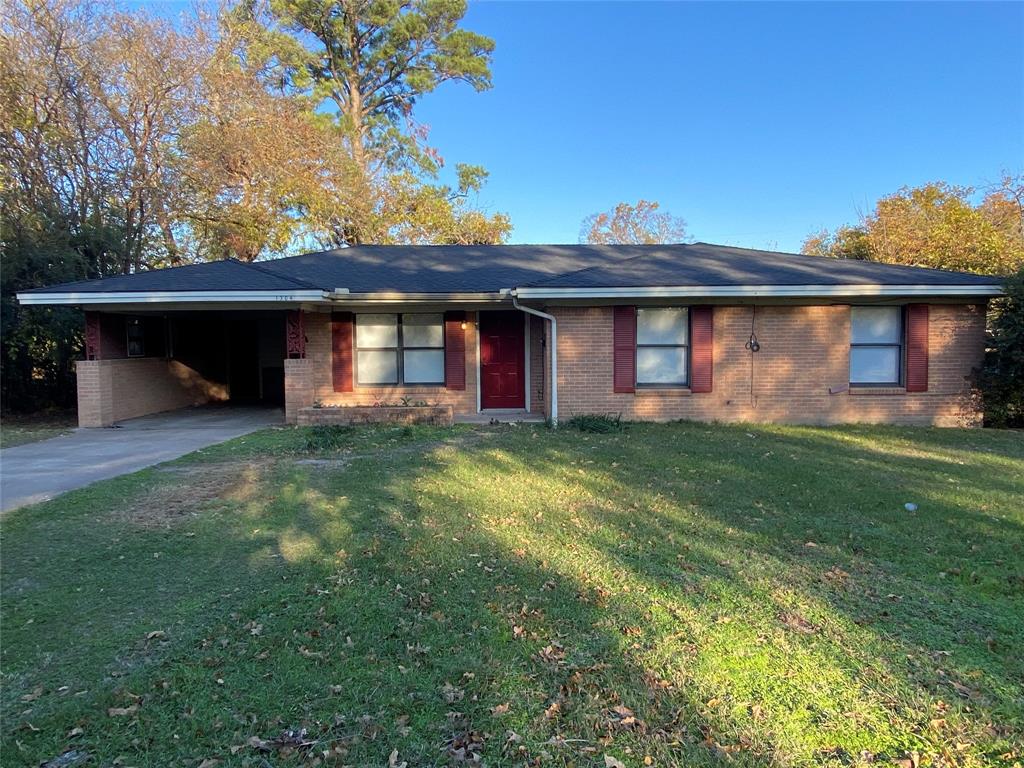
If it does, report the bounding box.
[566,412,624,433]
[978,267,1024,427]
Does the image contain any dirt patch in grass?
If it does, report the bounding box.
[117,460,271,527]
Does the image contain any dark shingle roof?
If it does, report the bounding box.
[521,243,1001,288]
[244,245,633,293]
[25,243,1000,295]
[23,258,318,293]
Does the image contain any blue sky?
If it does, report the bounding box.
[413,1,1023,250]
[140,1,1022,252]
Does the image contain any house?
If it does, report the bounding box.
[17,243,1003,428]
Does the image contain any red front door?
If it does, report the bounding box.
[480,311,525,409]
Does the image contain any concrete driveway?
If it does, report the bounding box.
[1,406,282,514]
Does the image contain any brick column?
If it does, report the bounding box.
[76,360,114,427]
[285,358,315,424]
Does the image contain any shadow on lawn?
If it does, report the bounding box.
[431,424,1023,762]
[262,446,745,764]
[3,423,1021,767]
[244,422,1021,765]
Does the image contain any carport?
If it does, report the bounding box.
[76,309,289,427]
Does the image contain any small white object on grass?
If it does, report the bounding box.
[904,502,918,512]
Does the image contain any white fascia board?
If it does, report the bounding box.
[512,284,1004,299]
[17,290,328,305]
[329,291,508,303]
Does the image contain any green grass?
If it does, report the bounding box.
[0,411,76,448]
[2,422,1022,767]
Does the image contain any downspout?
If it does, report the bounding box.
[511,295,558,426]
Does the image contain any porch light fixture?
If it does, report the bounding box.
[460,320,468,330]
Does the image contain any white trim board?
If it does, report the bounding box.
[17,290,327,305]
[512,284,1003,299]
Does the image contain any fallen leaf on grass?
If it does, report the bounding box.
[892,751,921,768]
[948,680,976,699]
[537,642,566,664]
[388,748,407,768]
[40,750,89,768]
[491,702,511,716]
[441,681,465,703]
[604,756,626,768]
[779,611,817,634]
[197,759,220,768]
[107,705,139,717]
[145,630,167,641]
[606,704,646,732]
[245,735,272,751]
[21,685,44,702]
[394,714,411,736]
[445,730,486,762]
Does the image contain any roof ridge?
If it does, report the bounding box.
[234,258,322,290]
[522,246,665,288]
[691,241,998,279]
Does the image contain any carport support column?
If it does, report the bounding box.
[76,360,115,427]
[284,358,315,425]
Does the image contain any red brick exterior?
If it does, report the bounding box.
[77,303,986,428]
[283,311,480,423]
[553,303,985,427]
[76,358,227,427]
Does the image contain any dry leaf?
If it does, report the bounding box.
[604,756,626,768]
[388,748,407,768]
[107,705,139,717]
[21,685,44,702]
[491,702,511,716]
[441,682,465,703]
[779,611,817,634]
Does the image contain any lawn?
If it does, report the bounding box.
[0,411,76,448]
[1,421,1022,768]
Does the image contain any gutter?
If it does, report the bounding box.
[16,290,328,305]
[513,284,1004,300]
[325,290,508,304]
[512,296,558,427]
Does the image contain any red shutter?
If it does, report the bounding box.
[331,312,353,392]
[690,306,714,393]
[905,304,928,392]
[444,311,466,390]
[613,306,636,393]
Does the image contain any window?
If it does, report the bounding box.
[126,317,145,357]
[636,307,689,386]
[355,313,444,386]
[850,306,903,386]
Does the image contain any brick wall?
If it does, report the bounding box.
[284,358,315,424]
[284,311,480,423]
[76,358,227,427]
[553,303,985,427]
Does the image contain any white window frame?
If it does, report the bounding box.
[355,313,445,387]
[850,306,904,387]
[635,307,690,388]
